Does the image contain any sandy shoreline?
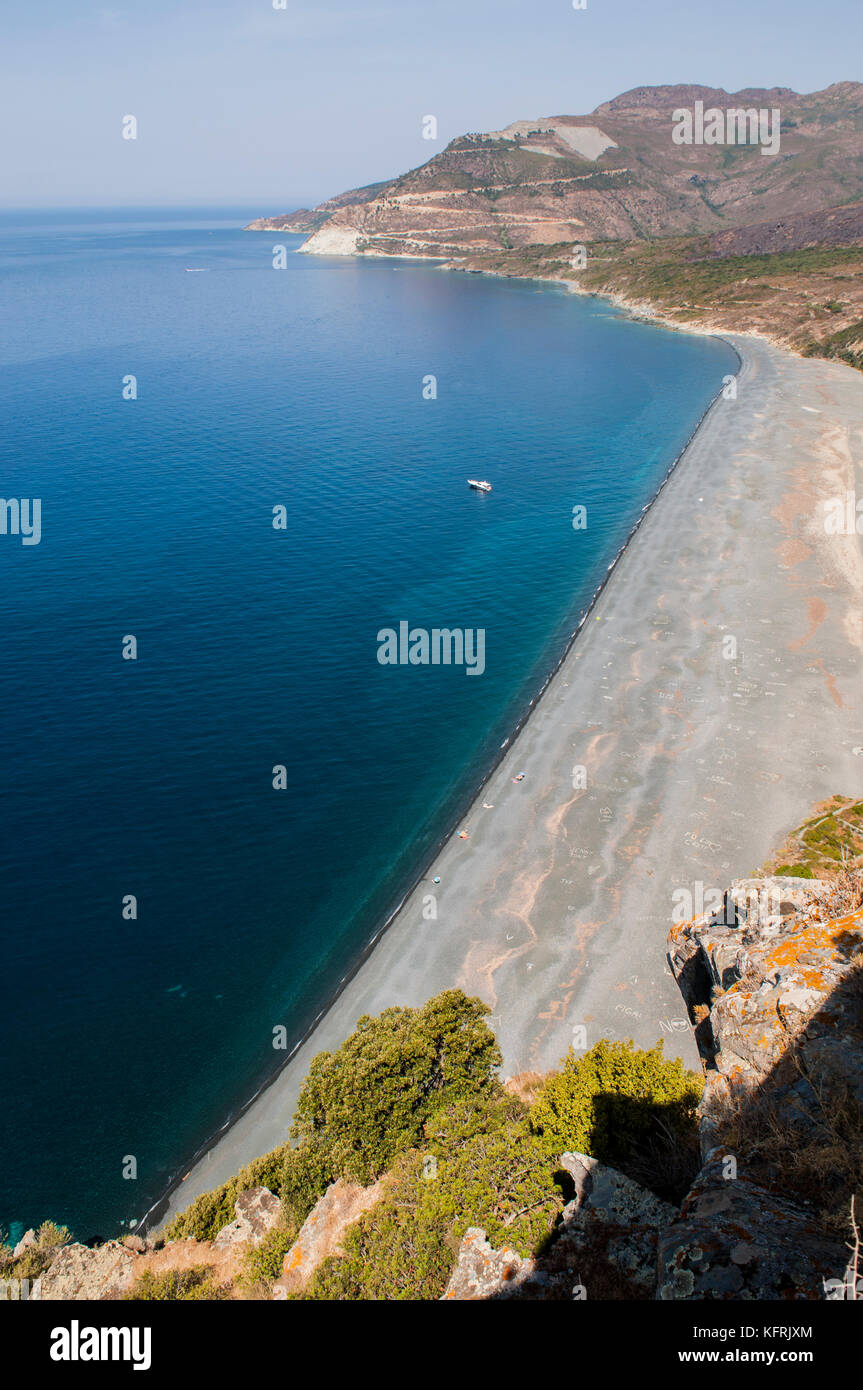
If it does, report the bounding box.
[154,329,863,1232]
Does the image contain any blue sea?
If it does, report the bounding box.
[0,207,737,1239]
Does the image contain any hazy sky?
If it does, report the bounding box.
[1,0,859,210]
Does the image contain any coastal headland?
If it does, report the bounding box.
[159,329,863,1228]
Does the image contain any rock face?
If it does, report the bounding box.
[272,1179,384,1298]
[34,1241,137,1301]
[657,1150,848,1300]
[30,1190,282,1300]
[132,1236,247,1293]
[213,1186,282,1250]
[669,875,863,1144]
[662,874,863,1298]
[442,1157,673,1300]
[441,1228,538,1300]
[557,1153,676,1293]
[12,1229,36,1260]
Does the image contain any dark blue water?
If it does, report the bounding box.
[0,208,737,1239]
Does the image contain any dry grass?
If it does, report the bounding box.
[714,1045,863,1237]
[504,1071,546,1106]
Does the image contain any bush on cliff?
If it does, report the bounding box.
[239,1224,296,1295]
[163,1141,328,1243]
[126,1266,229,1301]
[304,1094,563,1300]
[0,1221,71,1282]
[529,1039,702,1199]
[291,989,503,1185]
[165,990,501,1241]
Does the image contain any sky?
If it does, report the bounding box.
[0,0,860,211]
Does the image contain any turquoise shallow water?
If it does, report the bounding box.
[0,208,737,1238]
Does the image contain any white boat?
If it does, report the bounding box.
[468,479,492,493]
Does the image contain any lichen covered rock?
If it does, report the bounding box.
[34,1241,137,1301]
[656,1149,847,1299]
[662,873,863,1299]
[213,1185,281,1250]
[669,878,863,1138]
[272,1179,384,1298]
[556,1152,677,1292]
[441,1228,538,1300]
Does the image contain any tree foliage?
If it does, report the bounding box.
[528,1038,702,1172]
[165,990,502,1247]
[125,1266,229,1301]
[291,989,502,1184]
[305,1095,563,1300]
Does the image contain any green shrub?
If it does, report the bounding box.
[529,1039,702,1177]
[291,990,502,1185]
[277,1141,332,1232]
[0,1221,72,1282]
[164,1144,292,1241]
[166,990,501,1242]
[240,1224,295,1293]
[126,1266,228,1301]
[305,1095,563,1300]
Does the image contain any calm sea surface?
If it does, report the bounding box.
[0,208,737,1237]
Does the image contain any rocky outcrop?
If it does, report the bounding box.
[30,1187,284,1299]
[443,1156,673,1300]
[662,872,863,1298]
[132,1235,247,1293]
[213,1186,282,1250]
[556,1152,676,1292]
[12,1229,36,1260]
[272,1179,384,1298]
[33,1241,137,1301]
[441,1228,539,1300]
[669,874,863,1140]
[657,1149,848,1300]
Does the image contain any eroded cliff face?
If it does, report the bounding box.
[669,875,863,1140]
[25,1186,285,1300]
[659,873,863,1298]
[444,871,863,1300]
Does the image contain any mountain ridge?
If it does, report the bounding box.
[247,81,863,254]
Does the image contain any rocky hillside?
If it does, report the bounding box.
[247,83,863,369]
[247,82,863,258]
[697,200,863,258]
